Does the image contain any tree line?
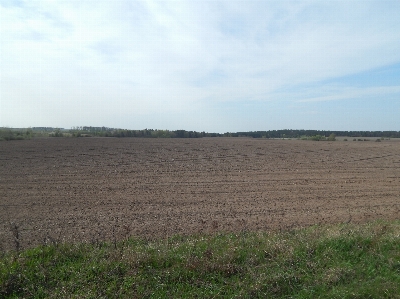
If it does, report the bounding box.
[231,130,400,139]
[68,128,400,139]
[1,127,400,140]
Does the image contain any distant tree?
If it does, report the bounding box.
[25,128,33,138]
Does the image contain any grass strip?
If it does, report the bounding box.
[1,220,400,298]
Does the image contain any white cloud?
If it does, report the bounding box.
[296,85,400,103]
[1,0,400,129]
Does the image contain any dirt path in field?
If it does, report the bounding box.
[1,137,400,250]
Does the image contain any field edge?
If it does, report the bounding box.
[1,218,400,298]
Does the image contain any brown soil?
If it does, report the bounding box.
[1,137,400,250]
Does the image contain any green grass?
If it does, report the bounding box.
[1,220,400,298]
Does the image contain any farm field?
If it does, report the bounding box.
[1,137,400,250]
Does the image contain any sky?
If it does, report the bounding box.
[1,0,400,133]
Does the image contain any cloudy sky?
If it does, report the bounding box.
[1,0,400,133]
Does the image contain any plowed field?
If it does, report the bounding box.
[1,138,400,250]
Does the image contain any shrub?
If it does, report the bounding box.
[327,133,336,141]
[0,129,27,141]
[50,129,64,137]
[310,135,325,141]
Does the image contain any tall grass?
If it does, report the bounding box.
[1,220,400,298]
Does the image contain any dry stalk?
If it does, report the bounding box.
[112,226,117,249]
[9,222,20,252]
